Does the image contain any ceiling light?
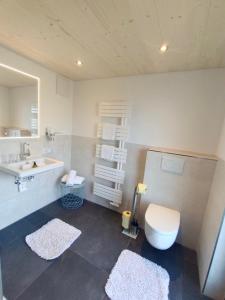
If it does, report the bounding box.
[160,44,168,53]
[76,60,83,66]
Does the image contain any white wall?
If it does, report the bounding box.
[204,213,225,300]
[72,68,225,251]
[0,45,73,229]
[73,69,225,154]
[198,160,225,299]
[0,86,10,127]
[198,114,225,299]
[217,117,225,160]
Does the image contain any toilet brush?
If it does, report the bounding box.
[122,183,147,239]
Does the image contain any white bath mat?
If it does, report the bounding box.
[25,218,81,260]
[105,250,170,300]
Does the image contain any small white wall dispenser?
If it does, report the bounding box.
[45,127,65,141]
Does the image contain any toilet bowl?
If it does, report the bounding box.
[145,203,180,250]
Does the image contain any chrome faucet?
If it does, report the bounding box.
[21,142,31,160]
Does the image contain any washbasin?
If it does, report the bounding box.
[0,157,64,178]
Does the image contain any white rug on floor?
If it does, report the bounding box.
[105,249,170,300]
[25,218,81,260]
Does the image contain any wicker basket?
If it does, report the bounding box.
[60,181,85,209]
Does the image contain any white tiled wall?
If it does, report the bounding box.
[0,135,71,230]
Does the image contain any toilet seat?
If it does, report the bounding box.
[145,203,180,235]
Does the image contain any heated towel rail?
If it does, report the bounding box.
[93,102,129,207]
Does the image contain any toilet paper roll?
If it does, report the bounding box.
[122,211,131,229]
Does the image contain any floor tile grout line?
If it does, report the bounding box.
[15,248,109,300]
[13,270,45,299]
[68,236,131,275]
[67,248,110,276]
[13,256,58,300]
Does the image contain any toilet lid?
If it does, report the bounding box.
[145,204,180,235]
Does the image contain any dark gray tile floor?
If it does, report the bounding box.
[0,200,211,300]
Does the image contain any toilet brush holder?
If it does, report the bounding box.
[122,183,147,239]
[122,186,140,239]
[122,219,139,239]
[122,210,139,239]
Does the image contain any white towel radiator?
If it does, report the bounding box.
[93,102,129,207]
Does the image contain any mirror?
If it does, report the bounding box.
[0,63,39,138]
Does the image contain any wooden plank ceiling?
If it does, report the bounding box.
[0,0,224,80]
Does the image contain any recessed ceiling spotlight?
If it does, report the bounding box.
[160,44,168,53]
[76,60,83,66]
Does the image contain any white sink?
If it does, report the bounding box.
[0,157,64,178]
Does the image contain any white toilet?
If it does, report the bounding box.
[145,203,180,250]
